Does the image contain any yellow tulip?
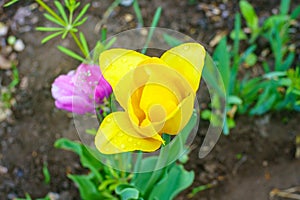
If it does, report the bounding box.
[95,43,206,154]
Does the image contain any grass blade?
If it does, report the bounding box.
[163,34,183,47]
[280,0,290,15]
[4,0,19,7]
[141,7,162,54]
[133,0,144,27]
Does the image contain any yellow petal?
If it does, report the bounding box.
[95,112,163,154]
[99,49,149,89]
[161,93,195,135]
[160,43,206,92]
[114,63,192,111]
[139,83,178,122]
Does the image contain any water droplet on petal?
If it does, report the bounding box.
[106,118,112,123]
[117,132,124,137]
[183,45,189,50]
[122,58,128,63]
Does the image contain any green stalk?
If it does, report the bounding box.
[35,0,66,26]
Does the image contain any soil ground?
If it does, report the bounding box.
[0,0,300,199]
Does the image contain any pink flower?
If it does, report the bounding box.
[51,64,112,114]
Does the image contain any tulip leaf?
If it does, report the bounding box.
[148,164,194,200]
[115,184,140,200]
[68,174,103,200]
[54,138,103,181]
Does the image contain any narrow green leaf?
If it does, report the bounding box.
[162,34,183,47]
[133,0,144,27]
[279,0,290,15]
[79,32,90,56]
[42,162,51,184]
[189,183,215,197]
[291,5,300,19]
[104,37,117,50]
[4,0,19,7]
[54,1,68,23]
[73,4,90,24]
[57,45,85,62]
[74,17,88,27]
[36,26,64,32]
[41,31,63,44]
[239,0,258,31]
[141,7,162,54]
[213,37,230,92]
[43,13,64,26]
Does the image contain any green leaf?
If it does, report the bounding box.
[279,0,290,15]
[79,32,90,56]
[133,0,144,27]
[43,13,64,26]
[42,162,51,184]
[85,128,97,136]
[54,138,103,181]
[148,164,194,200]
[93,41,105,64]
[141,7,162,54]
[115,185,140,200]
[104,37,117,50]
[263,71,287,79]
[250,87,277,115]
[200,109,211,120]
[213,37,230,92]
[36,26,64,32]
[73,4,90,25]
[245,53,257,66]
[4,0,19,7]
[41,31,63,44]
[57,45,85,62]
[228,95,243,105]
[291,5,300,19]
[230,29,247,40]
[163,34,183,47]
[74,16,88,27]
[189,183,214,197]
[239,0,258,31]
[54,0,68,23]
[68,174,103,200]
[281,52,295,71]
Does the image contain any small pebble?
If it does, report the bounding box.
[0,165,8,174]
[13,39,25,52]
[124,13,134,22]
[0,22,8,36]
[120,0,134,7]
[48,192,60,200]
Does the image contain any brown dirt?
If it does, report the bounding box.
[0,0,299,199]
